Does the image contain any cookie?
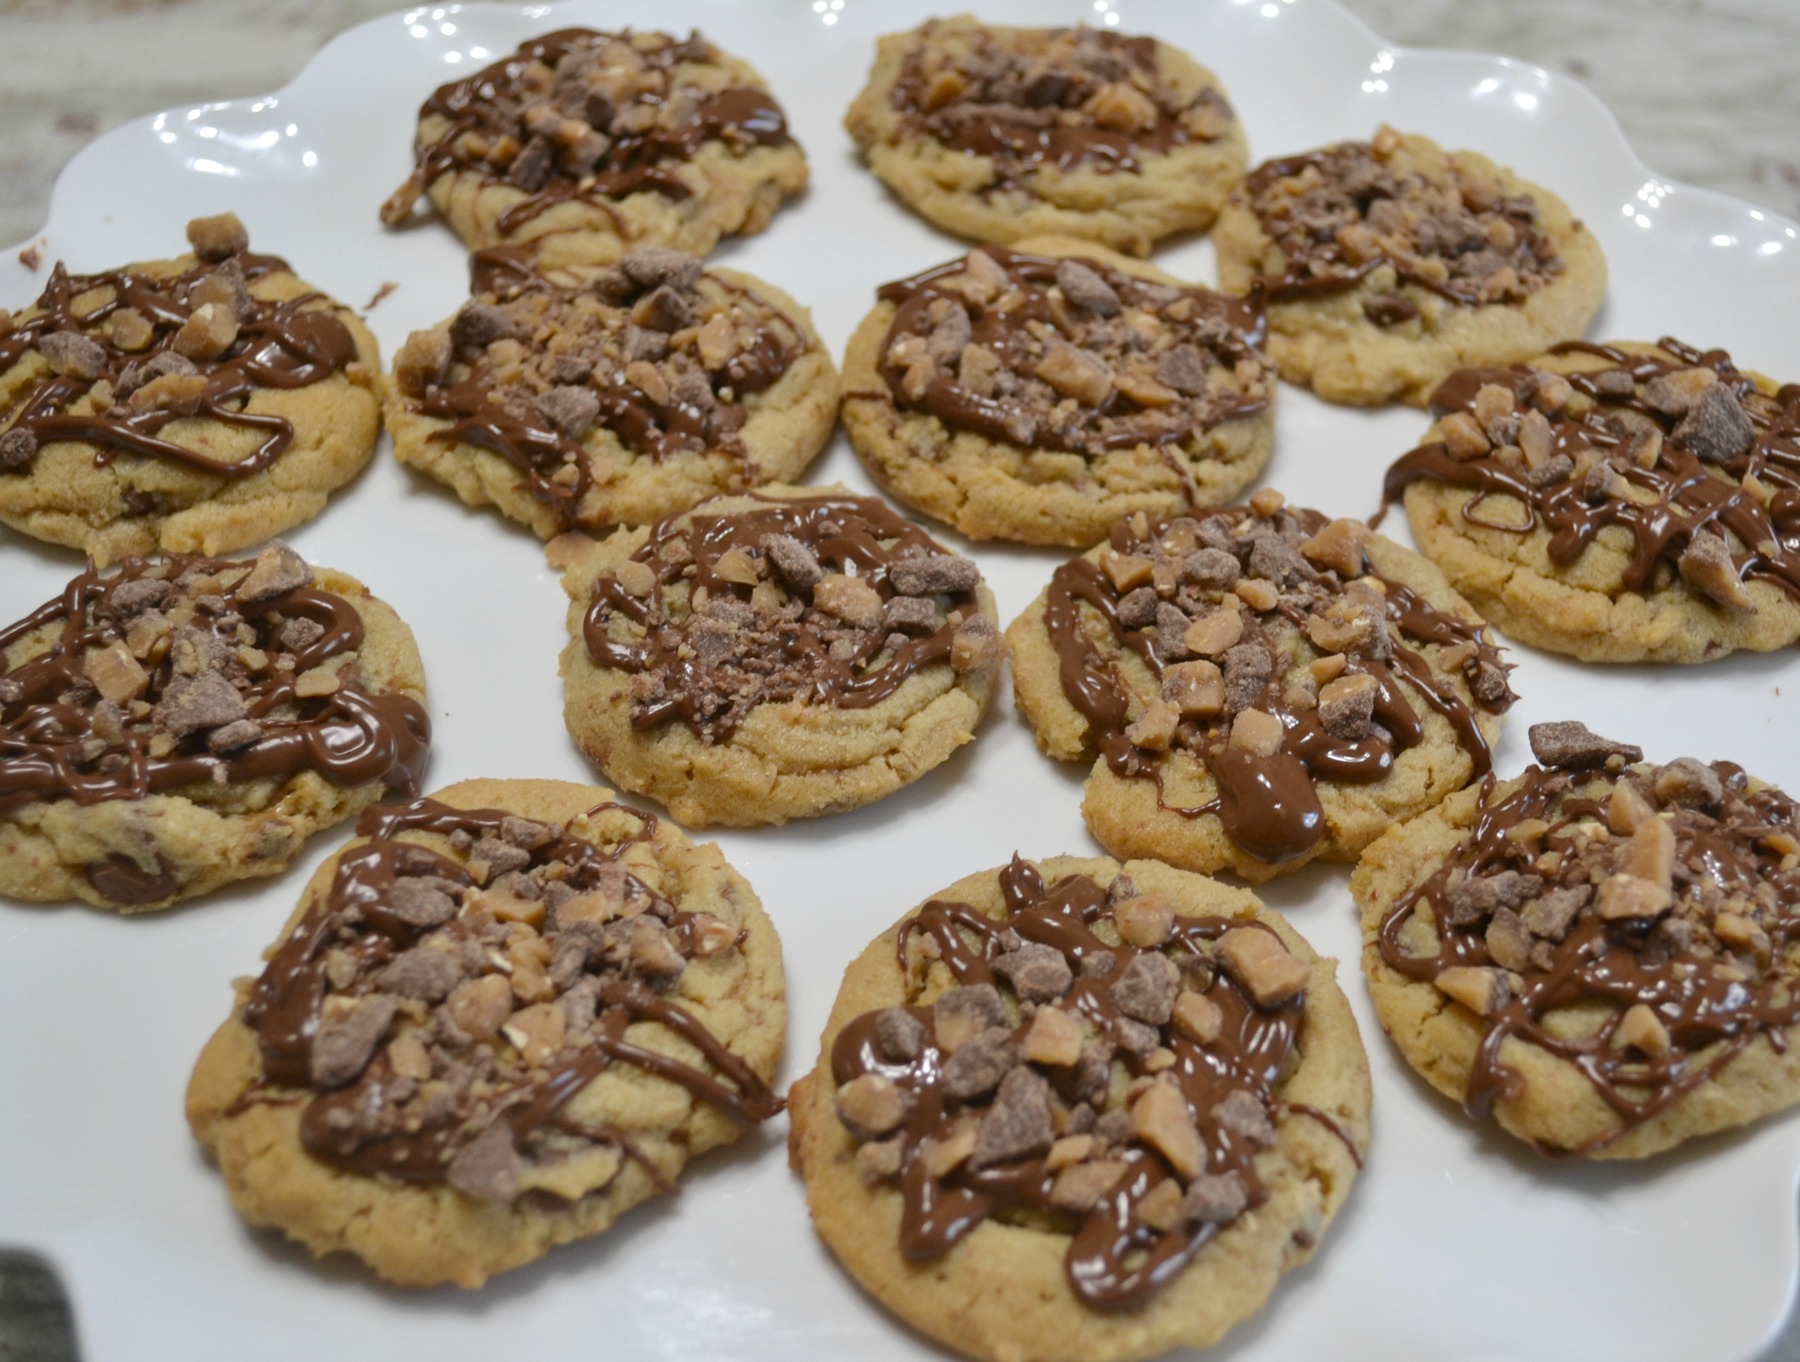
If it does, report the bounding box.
[1007,493,1513,883]
[0,544,430,912]
[381,29,806,269]
[0,214,381,565]
[844,17,1247,256]
[559,485,1004,828]
[842,238,1274,549]
[1356,720,1800,1158]
[1383,337,1800,663]
[186,778,785,1287]
[789,854,1370,1362]
[1213,126,1606,406]
[385,247,838,539]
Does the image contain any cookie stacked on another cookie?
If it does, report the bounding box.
[0,215,381,563]
[385,246,838,538]
[843,238,1274,548]
[187,778,785,1287]
[1357,721,1800,1158]
[1384,337,1800,662]
[1008,493,1513,882]
[560,485,1004,827]
[789,854,1370,1362]
[381,29,807,269]
[0,543,430,911]
[1214,126,1606,406]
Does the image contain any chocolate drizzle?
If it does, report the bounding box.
[887,23,1232,186]
[1042,504,1511,868]
[829,858,1326,1312]
[1241,136,1564,313]
[241,796,781,1192]
[0,250,358,481]
[0,553,429,820]
[1382,337,1800,603]
[582,492,990,743]
[869,247,1268,457]
[383,29,792,234]
[1375,757,1800,1155]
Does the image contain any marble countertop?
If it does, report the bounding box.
[0,2,1796,1361]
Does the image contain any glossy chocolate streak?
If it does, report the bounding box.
[583,493,978,742]
[399,28,791,231]
[0,253,358,480]
[243,797,781,1183]
[1044,508,1505,866]
[417,256,804,529]
[1375,763,1800,1154]
[872,247,1267,457]
[1382,337,1800,600]
[0,555,429,816]
[891,29,1212,182]
[833,858,1302,1312]
[1243,145,1558,309]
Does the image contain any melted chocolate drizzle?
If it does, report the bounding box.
[831,858,1327,1312]
[388,29,791,233]
[242,796,781,1186]
[1043,506,1510,867]
[0,252,359,481]
[0,554,430,820]
[583,492,983,743]
[1382,337,1800,601]
[1375,761,1800,1155]
[869,247,1268,457]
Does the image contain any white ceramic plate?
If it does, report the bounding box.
[3,2,1799,1359]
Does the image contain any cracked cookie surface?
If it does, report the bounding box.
[845,17,1247,255]
[560,484,1004,828]
[843,237,1274,549]
[1213,127,1605,407]
[186,777,785,1287]
[0,215,380,564]
[0,544,429,912]
[789,853,1369,1362]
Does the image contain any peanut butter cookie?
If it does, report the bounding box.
[845,17,1247,255]
[1384,337,1800,662]
[0,214,380,564]
[1007,494,1512,882]
[1356,721,1800,1158]
[842,237,1274,549]
[187,778,784,1287]
[381,29,806,269]
[385,247,837,539]
[559,485,1004,828]
[0,544,430,912]
[1213,127,1606,406]
[789,853,1370,1362]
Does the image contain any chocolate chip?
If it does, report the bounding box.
[1363,293,1418,326]
[1484,907,1533,972]
[622,325,669,363]
[450,301,519,351]
[993,941,1074,1003]
[1654,757,1724,810]
[1521,885,1590,941]
[234,542,313,605]
[1222,642,1273,715]
[939,1026,1016,1102]
[1022,72,1074,107]
[1156,602,1193,658]
[155,671,248,738]
[1115,586,1159,629]
[970,1067,1055,1169]
[1470,659,1512,706]
[875,1007,925,1062]
[536,384,601,438]
[379,947,466,1002]
[1054,259,1121,317]
[0,427,36,471]
[1212,1089,1276,1149]
[1672,383,1754,464]
[1247,535,1307,586]
[1051,1042,1113,1105]
[278,617,324,654]
[883,595,937,634]
[107,578,172,617]
[1110,952,1179,1025]
[206,718,263,753]
[762,533,822,589]
[499,815,555,849]
[633,284,693,333]
[507,134,555,192]
[309,994,399,1088]
[1155,345,1210,396]
[446,1118,521,1202]
[620,247,703,293]
[1181,1171,1249,1225]
[888,554,979,596]
[386,878,460,929]
[472,836,531,878]
[1317,673,1378,741]
[1442,869,1543,928]
[1180,547,1239,591]
[1527,720,1643,770]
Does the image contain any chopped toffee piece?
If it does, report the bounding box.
[1382,337,1800,606]
[0,219,360,481]
[1042,502,1512,867]
[1375,752,1800,1155]
[871,247,1269,458]
[238,796,781,1194]
[582,492,992,743]
[830,858,1331,1313]
[0,547,430,822]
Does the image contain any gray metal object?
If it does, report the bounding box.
[0,1253,77,1362]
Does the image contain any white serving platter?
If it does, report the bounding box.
[1,2,1798,1359]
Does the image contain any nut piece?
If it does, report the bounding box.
[1229,708,1285,757]
[1162,660,1225,716]
[186,213,249,262]
[1183,609,1243,657]
[1434,965,1509,1016]
[1125,699,1180,751]
[1596,873,1671,922]
[1299,518,1370,577]
[1050,1159,1127,1214]
[447,974,514,1041]
[502,1001,566,1066]
[1607,780,1656,835]
[1625,815,1675,892]
[1171,989,1223,1044]
[173,302,239,361]
[1219,927,1309,1008]
[933,983,1006,1053]
[84,641,149,705]
[1615,1003,1672,1059]
[812,574,884,629]
[1131,1082,1205,1180]
[835,1072,913,1141]
[1113,893,1175,948]
[1654,757,1724,810]
[1035,339,1114,407]
[1021,1006,1085,1067]
[234,542,313,604]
